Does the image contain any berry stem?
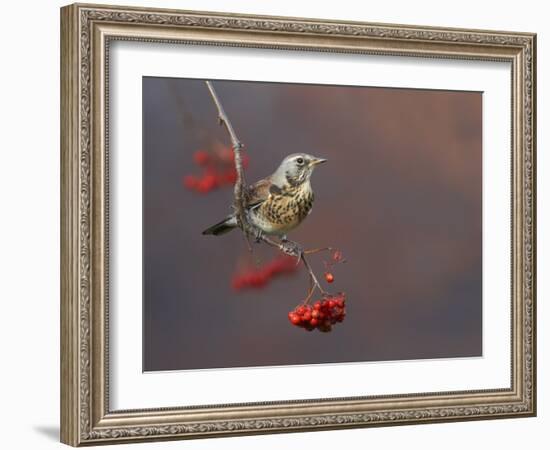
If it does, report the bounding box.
[303,246,334,255]
[301,252,330,300]
[302,274,316,304]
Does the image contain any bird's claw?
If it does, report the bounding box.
[280,239,303,260]
[254,228,264,243]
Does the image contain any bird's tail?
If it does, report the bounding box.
[202,215,238,236]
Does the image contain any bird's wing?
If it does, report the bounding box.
[246,177,273,209]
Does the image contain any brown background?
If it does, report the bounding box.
[143,77,482,371]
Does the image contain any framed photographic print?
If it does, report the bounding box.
[60,3,537,446]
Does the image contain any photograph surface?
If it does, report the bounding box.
[143,77,482,372]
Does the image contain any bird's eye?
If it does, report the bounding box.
[296,158,304,165]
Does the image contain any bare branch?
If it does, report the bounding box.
[205,81,247,228]
[204,80,334,305]
[205,81,292,248]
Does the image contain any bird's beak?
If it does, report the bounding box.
[310,157,328,166]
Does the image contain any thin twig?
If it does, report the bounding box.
[303,272,316,304]
[301,254,329,298]
[303,247,333,255]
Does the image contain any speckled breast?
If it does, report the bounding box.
[251,186,314,235]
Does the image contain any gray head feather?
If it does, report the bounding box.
[271,153,327,187]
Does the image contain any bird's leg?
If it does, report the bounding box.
[279,235,301,259]
[254,227,264,243]
[280,236,302,263]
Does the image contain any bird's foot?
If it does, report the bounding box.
[280,238,303,260]
[254,228,264,243]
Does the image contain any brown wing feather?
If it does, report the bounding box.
[246,177,272,209]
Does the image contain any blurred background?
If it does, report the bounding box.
[143,77,482,371]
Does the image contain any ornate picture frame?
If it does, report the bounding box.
[60,3,536,446]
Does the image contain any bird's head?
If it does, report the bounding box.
[273,153,327,187]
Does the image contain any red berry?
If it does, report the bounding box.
[196,174,217,193]
[310,318,319,327]
[219,146,233,162]
[328,299,336,308]
[303,311,312,322]
[325,272,334,283]
[193,150,210,166]
[223,169,237,185]
[204,173,218,187]
[196,181,210,193]
[289,313,301,325]
[228,148,237,161]
[253,274,267,286]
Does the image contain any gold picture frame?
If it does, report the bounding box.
[60,2,536,446]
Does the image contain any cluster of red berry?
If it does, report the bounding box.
[288,294,346,332]
[182,146,249,194]
[232,255,298,290]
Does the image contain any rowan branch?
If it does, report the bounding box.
[206,81,277,245]
[205,81,248,229]
[205,80,330,303]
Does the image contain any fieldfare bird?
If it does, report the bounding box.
[202,153,327,239]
